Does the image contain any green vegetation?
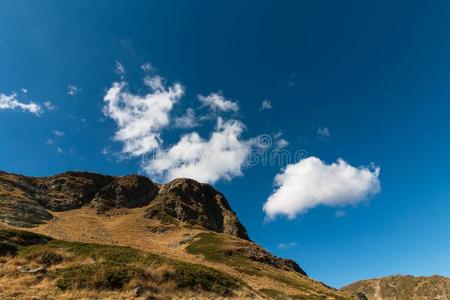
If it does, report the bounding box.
[174,262,241,295]
[0,229,242,296]
[186,232,250,267]
[260,288,288,299]
[186,232,305,288]
[54,264,145,291]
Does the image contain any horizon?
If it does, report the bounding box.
[1,1,450,289]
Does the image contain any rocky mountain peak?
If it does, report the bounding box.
[144,177,249,240]
[0,171,249,239]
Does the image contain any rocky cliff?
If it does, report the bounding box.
[0,171,247,239]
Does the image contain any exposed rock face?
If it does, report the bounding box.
[0,171,248,239]
[144,178,249,240]
[341,275,450,300]
[91,175,159,212]
[235,245,307,275]
[32,172,114,211]
[0,195,52,227]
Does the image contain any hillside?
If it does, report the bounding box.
[0,171,352,299]
[340,275,450,300]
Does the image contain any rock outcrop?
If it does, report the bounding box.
[144,178,249,240]
[0,171,248,239]
[91,175,159,212]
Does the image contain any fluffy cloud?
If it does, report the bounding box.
[198,92,239,112]
[174,108,199,129]
[0,93,42,115]
[142,117,252,183]
[260,100,272,110]
[103,75,184,156]
[263,157,381,219]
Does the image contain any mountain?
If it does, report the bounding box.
[340,275,450,300]
[0,171,352,300]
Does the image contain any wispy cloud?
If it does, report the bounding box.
[141,62,155,73]
[260,100,272,111]
[0,93,42,115]
[317,127,330,140]
[115,61,126,77]
[68,85,80,96]
[53,130,64,137]
[44,101,57,111]
[174,108,199,129]
[275,138,289,149]
[198,92,239,113]
[277,242,298,249]
[335,210,347,218]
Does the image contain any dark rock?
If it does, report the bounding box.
[0,172,250,240]
[0,195,52,227]
[91,175,159,213]
[235,246,307,276]
[355,292,368,300]
[147,226,173,234]
[32,172,114,211]
[0,242,18,256]
[133,286,144,297]
[144,178,249,240]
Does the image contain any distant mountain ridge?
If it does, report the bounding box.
[341,275,450,300]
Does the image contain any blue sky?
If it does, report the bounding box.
[1,1,450,288]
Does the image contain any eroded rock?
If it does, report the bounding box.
[144,178,249,240]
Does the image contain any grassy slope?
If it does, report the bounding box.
[340,275,450,300]
[0,229,245,299]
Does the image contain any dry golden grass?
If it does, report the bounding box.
[3,207,348,299]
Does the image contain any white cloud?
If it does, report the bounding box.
[101,147,110,156]
[103,75,184,156]
[68,85,80,96]
[174,108,199,129]
[317,127,330,140]
[56,147,64,154]
[263,157,381,219]
[260,100,272,111]
[20,88,28,94]
[115,61,126,76]
[275,138,289,149]
[44,101,57,110]
[198,92,239,112]
[141,62,155,72]
[46,139,54,145]
[0,93,42,115]
[142,117,252,183]
[53,130,64,137]
[278,242,298,249]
